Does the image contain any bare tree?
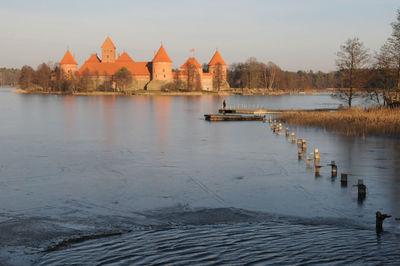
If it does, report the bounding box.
[265,62,281,90]
[336,37,370,107]
[387,9,400,95]
[77,69,92,92]
[35,63,52,91]
[18,65,35,90]
[162,79,186,91]
[212,63,224,92]
[93,70,100,91]
[367,43,396,106]
[185,63,201,91]
[115,67,133,92]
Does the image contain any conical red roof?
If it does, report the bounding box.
[208,50,226,66]
[101,37,116,49]
[86,54,101,63]
[181,57,202,69]
[116,52,134,63]
[60,50,77,65]
[152,45,172,63]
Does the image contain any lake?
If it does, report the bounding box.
[1,88,400,265]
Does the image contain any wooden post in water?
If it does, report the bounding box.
[355,179,366,200]
[327,161,337,177]
[315,165,323,177]
[376,211,391,233]
[285,128,290,136]
[291,133,296,143]
[298,150,304,160]
[269,116,272,123]
[302,140,307,150]
[341,173,348,186]
[314,148,320,161]
[297,139,303,149]
[297,139,303,148]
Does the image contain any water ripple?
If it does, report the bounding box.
[38,220,400,265]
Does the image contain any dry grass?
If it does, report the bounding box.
[278,108,400,137]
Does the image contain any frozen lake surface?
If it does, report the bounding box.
[0,88,400,265]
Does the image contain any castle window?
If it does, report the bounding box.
[164,75,166,78]
[163,69,165,72]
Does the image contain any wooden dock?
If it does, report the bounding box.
[204,114,266,121]
[218,108,337,114]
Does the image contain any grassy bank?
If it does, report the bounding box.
[277,108,400,137]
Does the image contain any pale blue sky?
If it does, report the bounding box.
[0,0,398,72]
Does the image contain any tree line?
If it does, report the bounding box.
[17,63,135,93]
[0,68,20,87]
[333,8,400,107]
[227,8,400,107]
[227,58,340,92]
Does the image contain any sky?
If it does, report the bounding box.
[0,0,399,72]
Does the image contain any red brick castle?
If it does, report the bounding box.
[59,37,229,91]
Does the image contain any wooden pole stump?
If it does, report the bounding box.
[327,160,337,177]
[298,150,304,160]
[302,140,307,150]
[314,148,320,160]
[376,211,391,233]
[356,179,366,200]
[341,173,348,186]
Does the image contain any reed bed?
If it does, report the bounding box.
[278,108,400,137]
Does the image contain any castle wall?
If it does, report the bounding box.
[152,62,172,81]
[202,78,213,91]
[135,78,151,90]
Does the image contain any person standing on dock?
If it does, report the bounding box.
[223,99,226,109]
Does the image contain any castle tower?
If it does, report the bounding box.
[101,37,116,63]
[59,49,78,78]
[181,57,203,90]
[208,50,227,80]
[152,45,172,81]
[208,50,228,91]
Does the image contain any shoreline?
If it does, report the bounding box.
[11,88,333,96]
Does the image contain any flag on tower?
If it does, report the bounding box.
[190,48,195,53]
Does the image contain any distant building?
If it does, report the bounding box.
[59,50,78,79]
[59,37,229,91]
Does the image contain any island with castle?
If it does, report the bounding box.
[59,37,230,93]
